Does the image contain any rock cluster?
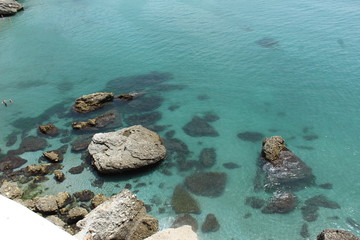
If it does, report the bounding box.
[88,125,166,173]
[72,111,118,130]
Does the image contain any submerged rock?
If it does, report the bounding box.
[125,112,162,127]
[73,92,114,113]
[74,190,94,202]
[300,223,310,238]
[201,214,220,233]
[25,163,51,176]
[255,37,279,48]
[67,207,88,224]
[317,229,360,240]
[8,136,48,155]
[223,162,241,169]
[245,196,265,209]
[88,125,166,173]
[72,111,119,130]
[301,195,340,222]
[185,172,227,197]
[199,148,216,168]
[91,194,109,209]
[75,189,158,240]
[171,185,201,214]
[261,191,297,214]
[0,155,27,172]
[260,136,315,191]
[183,116,219,137]
[171,214,198,232]
[0,0,23,16]
[237,131,264,143]
[71,134,93,152]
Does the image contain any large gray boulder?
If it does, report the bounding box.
[0,0,23,16]
[88,125,166,173]
[73,92,114,113]
[260,136,315,191]
[75,189,158,240]
[317,229,360,240]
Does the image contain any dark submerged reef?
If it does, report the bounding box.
[237,131,264,143]
[255,37,279,48]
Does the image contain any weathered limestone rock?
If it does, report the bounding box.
[0,0,23,16]
[25,164,51,176]
[75,189,158,240]
[260,136,315,191]
[34,195,59,213]
[171,185,201,214]
[73,92,114,113]
[91,194,109,209]
[317,229,360,240]
[43,151,63,163]
[46,215,67,228]
[56,192,72,209]
[38,124,59,136]
[261,191,297,214]
[67,207,88,223]
[0,181,22,199]
[88,125,166,173]
[201,214,220,233]
[185,172,227,197]
[144,226,198,240]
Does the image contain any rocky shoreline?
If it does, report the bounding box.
[1,89,360,239]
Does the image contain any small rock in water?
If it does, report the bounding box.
[237,131,264,142]
[305,195,341,209]
[74,190,95,202]
[68,165,84,174]
[201,214,220,233]
[38,124,60,137]
[54,170,65,182]
[73,92,114,113]
[244,213,252,219]
[316,229,360,240]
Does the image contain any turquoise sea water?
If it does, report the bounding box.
[1,0,360,239]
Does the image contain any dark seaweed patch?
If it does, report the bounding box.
[197,94,209,100]
[223,162,241,169]
[303,135,319,141]
[16,80,48,89]
[168,105,180,111]
[183,116,219,137]
[300,223,310,238]
[125,111,162,127]
[202,112,220,122]
[106,72,173,92]
[245,196,265,209]
[237,131,264,142]
[122,95,164,113]
[255,37,279,48]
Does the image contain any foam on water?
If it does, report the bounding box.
[1,0,360,239]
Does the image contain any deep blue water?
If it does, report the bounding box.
[1,0,360,239]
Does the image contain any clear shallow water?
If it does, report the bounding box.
[1,0,360,239]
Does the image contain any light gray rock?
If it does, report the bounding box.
[46,215,66,228]
[88,125,166,173]
[0,181,23,199]
[317,229,360,240]
[75,189,158,240]
[34,195,59,213]
[145,226,198,240]
[73,92,114,113]
[0,0,23,16]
